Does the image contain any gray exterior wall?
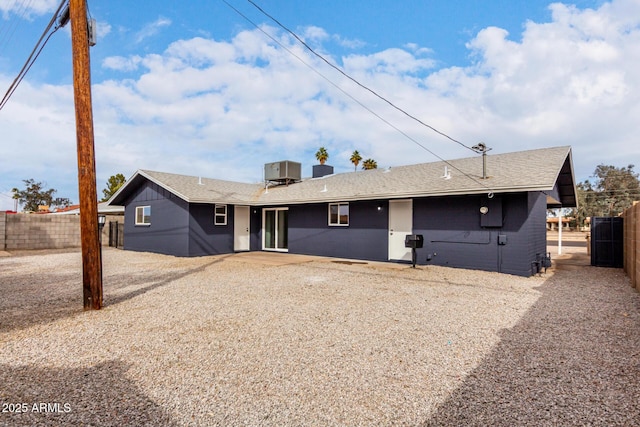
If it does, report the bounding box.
[287,200,388,261]
[123,181,190,256]
[124,181,262,256]
[120,178,547,276]
[412,192,547,276]
[188,205,264,255]
[188,203,234,256]
[487,192,546,276]
[413,195,499,273]
[524,191,549,273]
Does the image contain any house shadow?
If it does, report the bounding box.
[0,360,177,426]
[422,260,640,426]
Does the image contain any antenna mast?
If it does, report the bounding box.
[472,142,491,180]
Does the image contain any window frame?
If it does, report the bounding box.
[214,204,228,226]
[328,202,349,226]
[135,205,151,226]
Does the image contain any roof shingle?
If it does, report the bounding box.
[110,146,576,207]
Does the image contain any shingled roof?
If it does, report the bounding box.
[109,146,577,208]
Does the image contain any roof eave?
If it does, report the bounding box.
[138,170,191,202]
[553,149,578,208]
[259,184,555,206]
[108,170,191,206]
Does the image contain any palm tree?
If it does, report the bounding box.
[315,147,329,165]
[362,158,377,170]
[350,150,362,171]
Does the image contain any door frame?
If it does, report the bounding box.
[388,199,413,261]
[262,207,289,252]
[234,205,250,252]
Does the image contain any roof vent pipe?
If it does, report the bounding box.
[472,142,491,179]
[441,166,451,180]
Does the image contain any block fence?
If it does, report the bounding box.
[622,201,640,292]
[0,212,5,249]
[0,212,123,251]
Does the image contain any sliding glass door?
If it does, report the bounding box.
[263,208,288,251]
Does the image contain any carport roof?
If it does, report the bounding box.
[109,146,577,208]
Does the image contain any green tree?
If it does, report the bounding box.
[350,150,362,171]
[11,179,58,212]
[573,164,640,224]
[101,173,126,202]
[52,197,71,209]
[362,158,378,170]
[315,147,329,165]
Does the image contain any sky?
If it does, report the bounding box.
[0,0,638,210]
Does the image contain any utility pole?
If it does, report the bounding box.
[70,0,102,310]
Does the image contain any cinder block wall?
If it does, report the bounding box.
[0,212,6,250]
[4,214,81,250]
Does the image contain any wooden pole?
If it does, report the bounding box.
[70,0,102,310]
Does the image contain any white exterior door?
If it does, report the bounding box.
[234,206,250,251]
[388,199,413,261]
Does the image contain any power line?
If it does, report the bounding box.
[0,0,68,111]
[0,0,34,56]
[221,0,494,193]
[579,188,640,195]
[245,0,479,155]
[580,193,640,200]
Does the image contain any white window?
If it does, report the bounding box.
[329,203,349,226]
[214,204,227,225]
[135,206,151,225]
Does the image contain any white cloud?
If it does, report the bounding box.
[343,48,436,76]
[423,0,640,175]
[0,0,58,19]
[0,78,78,209]
[300,25,366,50]
[334,35,366,50]
[102,55,142,72]
[134,17,172,44]
[2,0,640,210]
[302,25,329,42]
[404,43,434,56]
[95,20,112,39]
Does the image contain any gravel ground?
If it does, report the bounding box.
[0,247,639,426]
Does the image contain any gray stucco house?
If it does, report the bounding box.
[108,145,577,276]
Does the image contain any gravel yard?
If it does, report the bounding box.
[1,247,639,426]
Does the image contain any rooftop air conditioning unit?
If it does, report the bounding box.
[264,161,302,184]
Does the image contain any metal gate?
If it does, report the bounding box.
[590,217,623,267]
[108,221,124,248]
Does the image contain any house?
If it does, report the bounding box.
[546,216,573,231]
[50,202,125,216]
[52,204,81,214]
[108,146,577,276]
